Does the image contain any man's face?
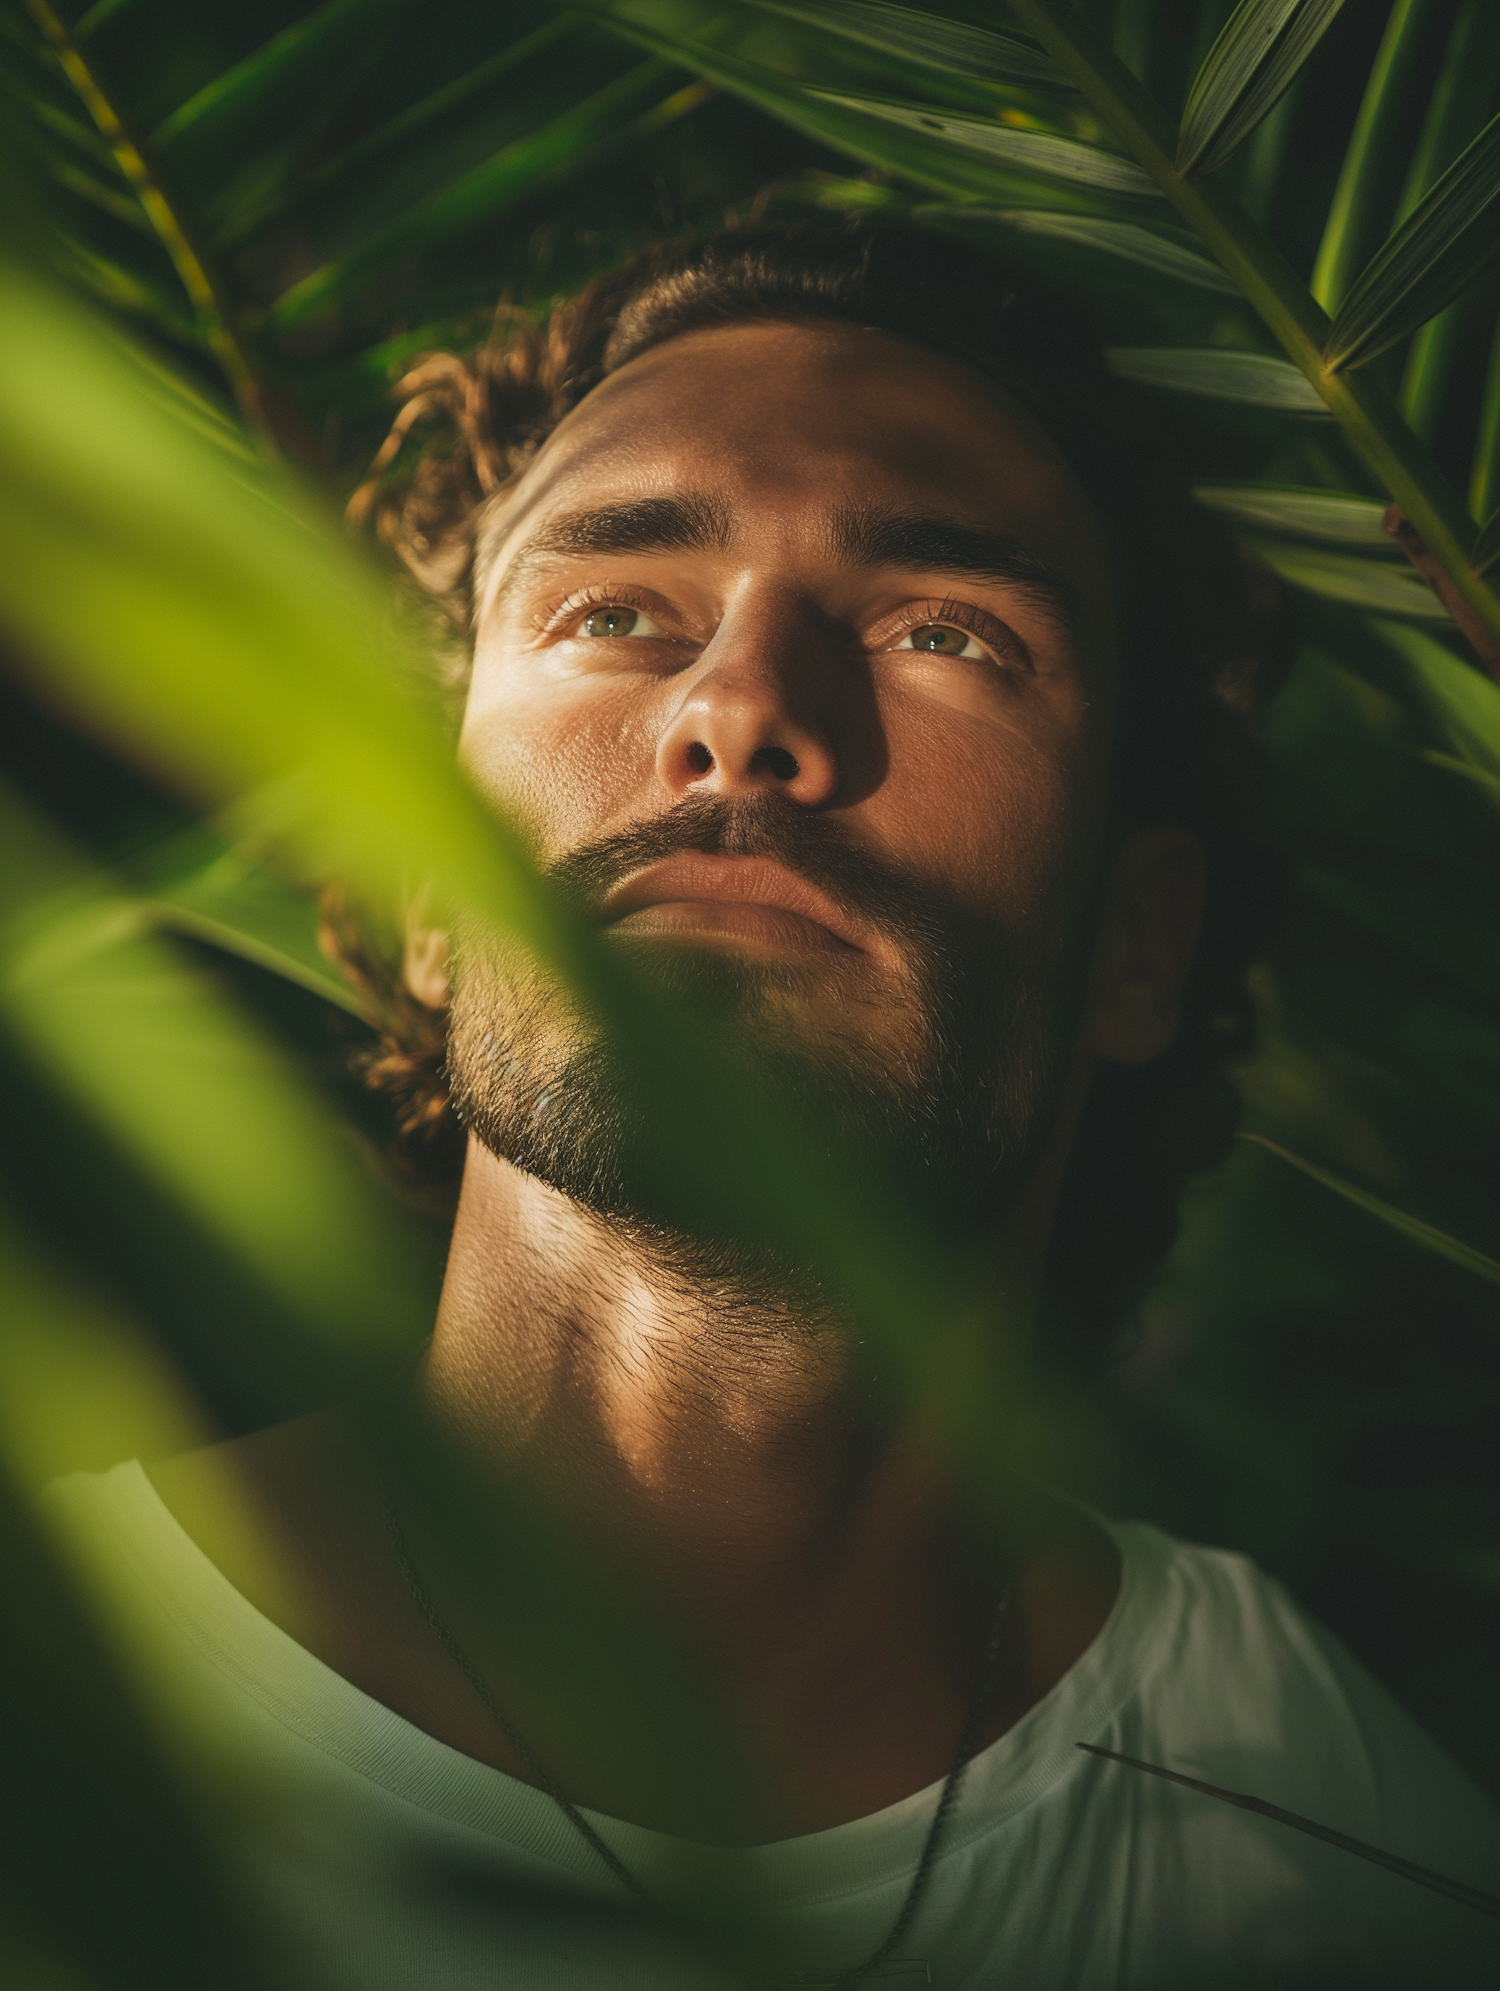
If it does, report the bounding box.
[448,319,1121,1226]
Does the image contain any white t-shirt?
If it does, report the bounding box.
[43,1460,1500,1988]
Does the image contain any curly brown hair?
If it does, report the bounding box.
[338,216,1287,1355]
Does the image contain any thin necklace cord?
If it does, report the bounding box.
[382,1483,1009,1987]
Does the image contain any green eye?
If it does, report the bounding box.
[582,607,638,638]
[908,623,973,655]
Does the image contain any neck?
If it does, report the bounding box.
[423,1139,974,1639]
[400,1117,1117,1842]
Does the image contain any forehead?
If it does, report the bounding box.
[478,320,1114,618]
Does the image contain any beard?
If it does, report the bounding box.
[444,794,1092,1276]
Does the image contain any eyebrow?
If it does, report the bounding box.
[828,502,1081,632]
[486,491,1079,634]
[481,493,732,614]
[515,493,732,562]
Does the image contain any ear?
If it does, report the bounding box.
[403,914,451,1011]
[1079,828,1205,1066]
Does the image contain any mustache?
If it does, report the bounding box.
[545,793,953,950]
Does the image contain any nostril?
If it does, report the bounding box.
[752,745,800,781]
[685,741,714,775]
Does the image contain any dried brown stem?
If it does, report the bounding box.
[1384,503,1500,679]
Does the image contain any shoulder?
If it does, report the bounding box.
[1114,1521,1362,1731]
[1104,1520,1500,1881]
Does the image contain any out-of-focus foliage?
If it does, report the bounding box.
[0,239,1012,1984]
[0,249,995,1380]
[3,1,1500,1978]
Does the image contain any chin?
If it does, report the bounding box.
[445,909,1074,1251]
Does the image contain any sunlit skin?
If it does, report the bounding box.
[151,319,1204,1845]
[468,326,1109,963]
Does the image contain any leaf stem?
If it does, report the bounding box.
[23,0,267,430]
[1240,1133,1500,1289]
[1005,0,1500,661]
[1079,1744,1500,1918]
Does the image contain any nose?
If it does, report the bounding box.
[655,601,842,807]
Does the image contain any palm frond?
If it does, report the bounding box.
[805,87,1161,193]
[744,0,1072,90]
[1251,539,1455,620]
[949,205,1238,291]
[264,59,707,332]
[1326,109,1500,371]
[12,0,1492,661]
[1106,343,1330,409]
[1395,0,1500,439]
[1178,0,1348,178]
[1308,0,1433,315]
[1192,482,1392,545]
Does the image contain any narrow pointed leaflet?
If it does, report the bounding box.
[1177,0,1348,178]
[1326,109,1500,373]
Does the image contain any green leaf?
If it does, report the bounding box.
[150,0,415,151]
[739,0,1071,88]
[0,1364,260,1989]
[72,0,140,38]
[1419,748,1500,811]
[141,842,367,1017]
[1242,1134,1500,1290]
[1473,508,1500,578]
[22,98,118,173]
[1367,618,1500,782]
[0,1207,206,1486]
[1177,0,1348,177]
[1393,2,1500,441]
[43,154,149,232]
[1105,345,1330,411]
[1394,0,1500,229]
[52,237,198,346]
[593,6,1166,217]
[807,90,1162,196]
[0,789,429,1350]
[265,60,697,329]
[1006,0,1500,656]
[1326,109,1500,373]
[217,16,578,248]
[932,206,1237,290]
[1294,861,1500,1000]
[1192,482,1392,546]
[1250,540,1453,621]
[1308,0,1435,315]
[1471,309,1500,524]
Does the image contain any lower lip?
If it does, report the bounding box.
[607,900,856,956]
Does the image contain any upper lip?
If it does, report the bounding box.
[600,854,865,950]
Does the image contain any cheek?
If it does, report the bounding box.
[459,655,664,859]
[870,678,1107,924]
